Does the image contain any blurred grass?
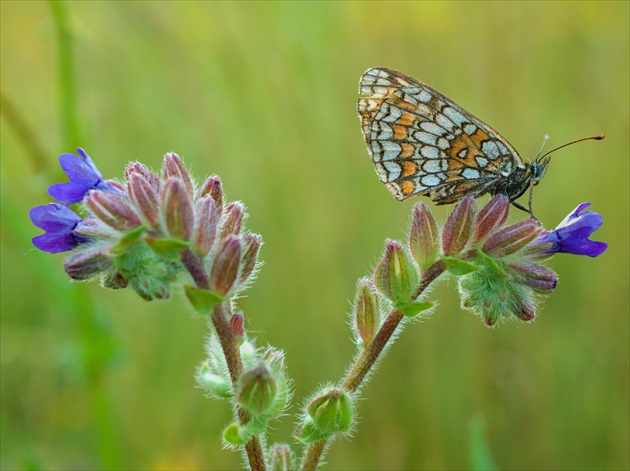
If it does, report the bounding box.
[1,1,628,470]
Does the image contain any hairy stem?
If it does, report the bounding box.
[300,259,446,470]
[183,251,266,470]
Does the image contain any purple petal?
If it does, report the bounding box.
[29,204,81,231]
[48,181,92,204]
[58,151,102,187]
[560,238,608,258]
[32,231,79,253]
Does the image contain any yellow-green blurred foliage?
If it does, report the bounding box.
[2,2,628,470]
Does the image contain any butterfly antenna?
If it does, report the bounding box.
[535,134,550,160]
[537,134,605,163]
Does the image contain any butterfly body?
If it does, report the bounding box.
[357,67,551,211]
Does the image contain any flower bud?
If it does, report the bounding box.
[472,195,510,243]
[267,444,295,471]
[103,271,128,289]
[508,263,558,292]
[192,196,220,257]
[85,191,142,232]
[237,363,278,416]
[125,162,161,193]
[220,202,244,240]
[198,175,223,214]
[64,246,113,280]
[162,152,194,197]
[374,240,419,304]
[239,232,262,284]
[409,202,439,269]
[162,178,194,241]
[442,197,476,256]
[230,311,245,339]
[482,219,542,257]
[353,278,378,347]
[209,235,242,296]
[306,388,353,435]
[128,173,161,229]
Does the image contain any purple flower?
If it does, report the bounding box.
[537,202,608,257]
[48,148,113,204]
[30,204,87,253]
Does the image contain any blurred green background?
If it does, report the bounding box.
[2,1,628,470]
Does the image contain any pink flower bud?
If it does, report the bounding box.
[85,191,142,232]
[162,153,194,197]
[483,219,542,257]
[128,173,161,229]
[220,202,244,240]
[162,178,194,241]
[374,240,419,304]
[210,235,242,296]
[192,196,220,257]
[409,202,439,269]
[125,162,161,193]
[472,195,510,243]
[354,278,378,347]
[230,311,245,339]
[239,232,262,284]
[64,246,113,280]
[442,197,477,256]
[508,263,558,292]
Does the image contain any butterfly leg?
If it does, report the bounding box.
[511,200,537,220]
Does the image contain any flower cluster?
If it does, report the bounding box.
[368,195,607,327]
[30,149,261,301]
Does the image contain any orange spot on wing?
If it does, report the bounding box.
[393,125,407,139]
[401,143,415,158]
[397,112,416,126]
[469,128,490,148]
[402,161,418,176]
[401,181,415,195]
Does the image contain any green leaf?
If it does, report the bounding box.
[184,285,224,313]
[396,300,434,317]
[476,251,508,278]
[223,423,246,445]
[295,418,329,444]
[145,236,190,261]
[441,255,481,276]
[111,225,146,253]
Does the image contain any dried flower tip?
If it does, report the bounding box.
[483,219,542,257]
[86,191,142,232]
[209,235,242,296]
[162,152,194,197]
[442,197,477,256]
[409,202,439,269]
[472,195,511,243]
[128,173,161,229]
[162,178,194,241]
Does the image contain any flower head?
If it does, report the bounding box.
[536,202,607,257]
[48,148,115,204]
[29,204,86,253]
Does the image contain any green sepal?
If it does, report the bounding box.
[396,300,434,317]
[441,255,481,276]
[184,285,225,314]
[295,418,328,444]
[223,422,250,445]
[111,225,146,253]
[145,236,190,261]
[476,251,508,278]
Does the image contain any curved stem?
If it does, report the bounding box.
[183,251,266,470]
[300,259,446,470]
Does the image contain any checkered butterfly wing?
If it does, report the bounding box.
[358,67,525,203]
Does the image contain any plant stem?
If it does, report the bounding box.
[300,259,446,470]
[183,251,266,470]
[49,0,80,149]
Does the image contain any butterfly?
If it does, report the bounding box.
[357,67,603,215]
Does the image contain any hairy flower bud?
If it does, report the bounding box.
[220,202,244,240]
[162,152,194,198]
[64,246,114,280]
[354,278,378,347]
[192,196,220,257]
[210,235,242,296]
[305,388,353,435]
[267,444,295,471]
[374,240,419,304]
[442,197,476,256]
[483,219,542,257]
[85,191,142,232]
[409,202,439,269]
[237,363,278,416]
[162,178,194,241]
[125,162,161,193]
[472,195,510,243]
[240,232,262,284]
[198,175,223,214]
[230,311,245,339]
[128,173,161,229]
[508,263,558,292]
